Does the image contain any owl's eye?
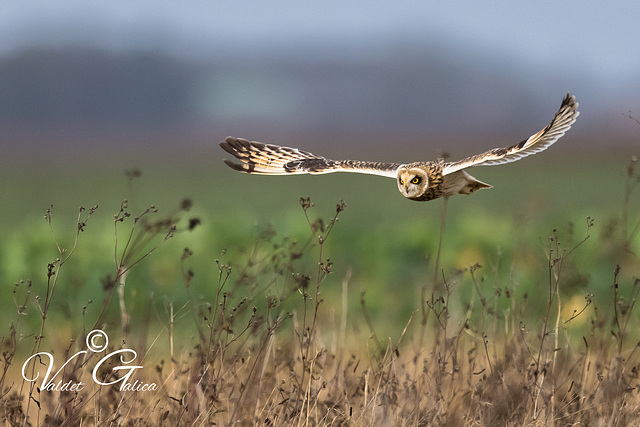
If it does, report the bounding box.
[399,178,404,185]
[411,177,421,184]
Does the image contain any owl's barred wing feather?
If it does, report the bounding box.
[443,92,579,176]
[220,137,324,175]
[220,137,401,178]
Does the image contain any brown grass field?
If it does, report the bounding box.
[1,151,640,426]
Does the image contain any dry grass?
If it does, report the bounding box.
[2,157,640,426]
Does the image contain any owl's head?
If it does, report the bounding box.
[396,166,428,199]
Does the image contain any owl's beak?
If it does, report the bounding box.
[403,182,410,193]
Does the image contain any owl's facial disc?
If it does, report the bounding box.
[397,168,428,199]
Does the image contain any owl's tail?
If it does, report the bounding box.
[442,170,493,196]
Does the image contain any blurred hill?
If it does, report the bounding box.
[0,42,638,158]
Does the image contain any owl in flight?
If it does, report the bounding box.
[220,93,578,202]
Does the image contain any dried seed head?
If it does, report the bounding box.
[300,197,314,211]
[182,247,193,260]
[188,218,201,231]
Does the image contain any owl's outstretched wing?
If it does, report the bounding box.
[443,93,579,176]
[220,137,401,178]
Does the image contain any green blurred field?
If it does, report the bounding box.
[3,143,640,424]
[1,146,638,342]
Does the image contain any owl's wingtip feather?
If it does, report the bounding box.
[220,136,257,157]
[562,92,579,116]
[220,136,244,151]
[223,159,253,173]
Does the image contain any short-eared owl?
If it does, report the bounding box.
[221,93,578,202]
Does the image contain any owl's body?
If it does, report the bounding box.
[221,93,579,202]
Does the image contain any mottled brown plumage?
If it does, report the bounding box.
[220,93,579,202]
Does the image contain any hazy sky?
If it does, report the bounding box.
[1,0,639,83]
[1,0,639,143]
